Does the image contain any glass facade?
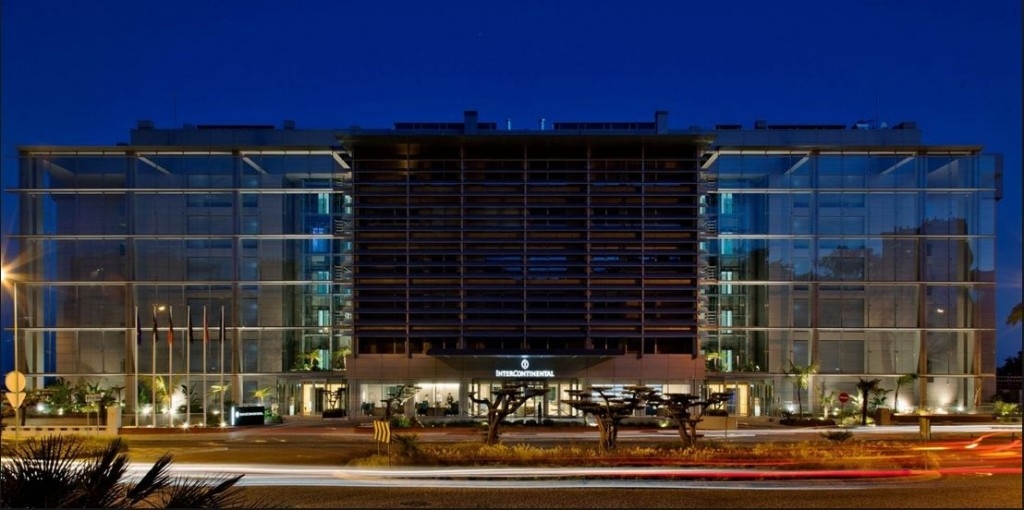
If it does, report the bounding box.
[3,114,1002,425]
[700,148,1000,413]
[12,142,353,425]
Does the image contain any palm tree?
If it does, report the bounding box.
[856,378,882,426]
[785,361,818,417]
[893,373,918,414]
[332,346,353,370]
[252,387,272,406]
[210,384,231,425]
[0,435,278,508]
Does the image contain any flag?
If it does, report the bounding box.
[135,306,143,345]
[168,307,175,347]
[152,306,158,344]
[187,308,196,344]
[203,306,209,345]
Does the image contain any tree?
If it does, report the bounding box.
[652,391,733,448]
[818,388,838,419]
[562,385,659,453]
[855,378,882,426]
[817,245,874,281]
[332,346,353,371]
[1007,302,1023,326]
[893,373,918,414]
[997,350,1022,377]
[380,384,421,421]
[178,384,202,414]
[252,387,272,406]
[468,379,547,445]
[784,362,818,417]
[0,435,278,508]
[210,383,231,424]
[869,386,891,412]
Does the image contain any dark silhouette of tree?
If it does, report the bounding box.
[817,245,873,281]
[380,384,421,421]
[997,350,1022,377]
[468,379,547,445]
[1007,302,1023,326]
[652,391,733,448]
[855,378,882,426]
[562,385,658,452]
[0,435,278,508]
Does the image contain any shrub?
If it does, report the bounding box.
[780,417,837,427]
[992,399,1022,418]
[820,430,854,443]
[390,415,412,428]
[322,408,347,419]
[839,415,873,427]
[392,433,421,457]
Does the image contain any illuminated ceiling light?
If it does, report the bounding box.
[138,156,171,175]
[242,156,268,174]
[880,156,914,175]
[700,151,720,170]
[784,156,810,175]
[331,151,351,169]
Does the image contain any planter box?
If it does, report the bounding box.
[26,415,104,426]
[697,415,738,430]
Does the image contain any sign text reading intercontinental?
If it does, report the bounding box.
[495,369,556,377]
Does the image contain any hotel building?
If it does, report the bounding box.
[3,111,1001,425]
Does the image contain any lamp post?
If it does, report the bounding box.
[1,267,25,438]
[1,268,17,375]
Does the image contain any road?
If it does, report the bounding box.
[234,475,1020,508]
[110,421,1021,508]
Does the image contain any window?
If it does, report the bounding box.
[720,271,734,294]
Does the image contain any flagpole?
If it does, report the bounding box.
[186,305,191,428]
[220,305,226,424]
[202,305,208,427]
[151,305,157,428]
[168,305,174,428]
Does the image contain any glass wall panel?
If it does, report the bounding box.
[866,285,918,328]
[865,331,919,374]
[818,331,865,374]
[925,331,965,374]
[867,155,914,188]
[135,240,186,280]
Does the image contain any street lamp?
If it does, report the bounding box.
[1,267,20,376]
[1,267,24,436]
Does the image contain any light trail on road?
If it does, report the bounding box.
[115,429,1019,491]
[124,462,1019,490]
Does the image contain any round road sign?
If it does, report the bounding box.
[838,392,850,404]
[5,370,26,392]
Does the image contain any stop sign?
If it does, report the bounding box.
[838,392,850,404]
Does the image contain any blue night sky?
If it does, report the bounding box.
[1,0,1021,364]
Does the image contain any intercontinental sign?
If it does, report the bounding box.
[495,358,554,378]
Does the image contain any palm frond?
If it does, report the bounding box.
[159,474,252,509]
[123,453,174,505]
[0,435,269,509]
[64,438,133,508]
[1008,302,1023,326]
